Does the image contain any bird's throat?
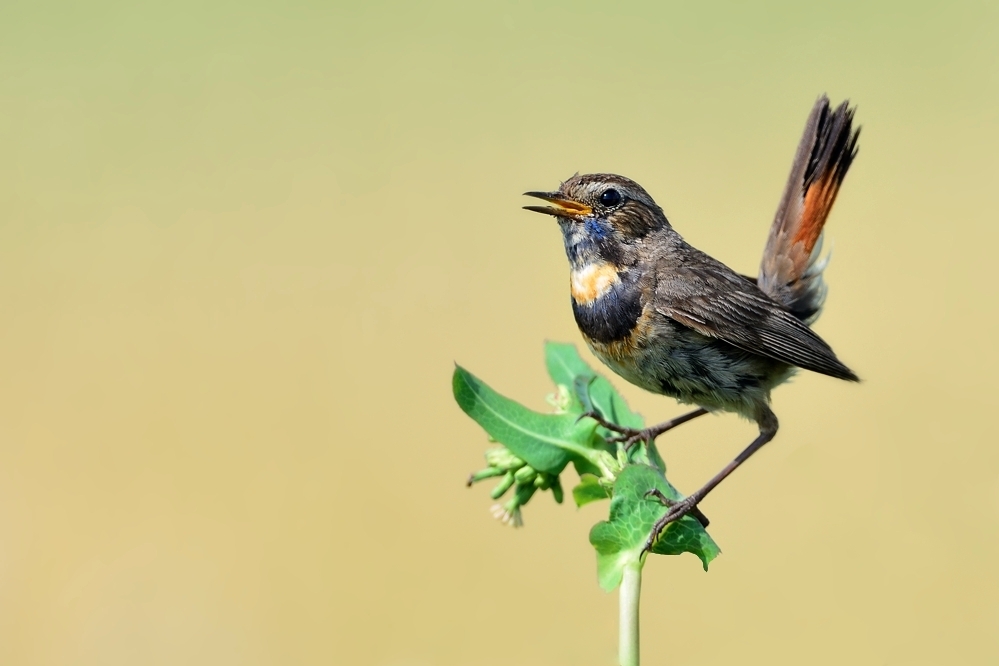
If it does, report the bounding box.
[569,262,643,344]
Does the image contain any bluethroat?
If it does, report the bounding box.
[524,96,860,552]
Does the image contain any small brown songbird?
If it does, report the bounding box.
[524,96,860,552]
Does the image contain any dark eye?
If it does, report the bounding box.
[599,189,622,207]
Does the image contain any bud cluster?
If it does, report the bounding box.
[467,446,564,527]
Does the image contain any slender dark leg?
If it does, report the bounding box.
[642,408,779,553]
[646,488,711,529]
[581,407,713,529]
[582,407,709,449]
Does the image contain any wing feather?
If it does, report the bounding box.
[656,250,858,381]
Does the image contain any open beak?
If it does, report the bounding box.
[523,191,592,218]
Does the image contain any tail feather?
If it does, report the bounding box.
[758,96,859,324]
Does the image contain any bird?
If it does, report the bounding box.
[523,96,859,552]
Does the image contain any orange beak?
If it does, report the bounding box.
[523,192,593,219]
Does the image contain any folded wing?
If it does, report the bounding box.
[656,251,859,381]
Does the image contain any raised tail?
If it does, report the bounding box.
[758,96,859,324]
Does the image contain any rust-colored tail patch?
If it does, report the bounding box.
[795,168,842,255]
[758,97,859,324]
[795,101,859,255]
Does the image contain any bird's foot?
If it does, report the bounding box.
[577,411,655,450]
[580,409,711,450]
[608,427,662,450]
[641,490,702,553]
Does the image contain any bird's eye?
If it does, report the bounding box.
[600,189,622,207]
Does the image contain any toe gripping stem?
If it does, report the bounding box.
[644,487,709,539]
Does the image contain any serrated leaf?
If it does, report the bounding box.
[589,465,720,591]
[572,474,611,507]
[453,365,596,475]
[544,342,644,430]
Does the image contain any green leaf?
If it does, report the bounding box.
[453,365,597,475]
[572,474,612,507]
[545,342,670,474]
[544,340,596,388]
[544,342,644,430]
[589,465,720,591]
[572,456,603,479]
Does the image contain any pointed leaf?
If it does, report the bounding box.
[453,366,596,474]
[545,341,597,388]
[544,342,644,430]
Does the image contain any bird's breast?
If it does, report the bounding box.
[569,263,643,344]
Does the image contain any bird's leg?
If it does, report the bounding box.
[580,408,709,450]
[642,408,779,553]
[612,408,709,449]
[644,488,711,529]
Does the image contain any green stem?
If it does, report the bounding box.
[619,560,642,666]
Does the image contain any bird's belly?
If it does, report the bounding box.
[583,310,793,419]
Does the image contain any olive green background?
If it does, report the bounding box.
[1,2,996,664]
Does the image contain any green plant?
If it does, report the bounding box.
[454,342,720,666]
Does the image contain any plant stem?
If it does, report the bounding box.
[619,560,642,666]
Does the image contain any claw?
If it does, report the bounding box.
[607,428,652,451]
[641,497,703,553]
[643,530,661,554]
[577,410,628,434]
[644,488,676,506]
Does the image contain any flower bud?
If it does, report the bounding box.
[484,446,525,471]
[550,476,564,504]
[514,465,537,485]
[466,466,506,487]
[490,471,516,500]
[545,384,572,414]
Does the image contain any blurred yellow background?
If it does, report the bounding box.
[1,1,997,664]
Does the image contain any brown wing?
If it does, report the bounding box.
[656,250,858,382]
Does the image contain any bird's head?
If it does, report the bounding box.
[524,173,669,267]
